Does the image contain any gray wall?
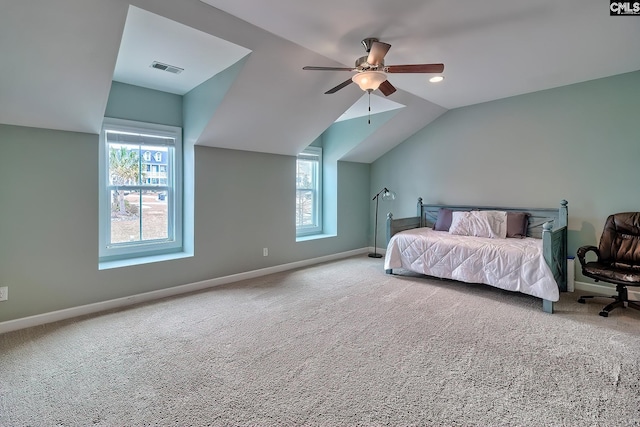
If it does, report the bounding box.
[0,84,370,322]
[193,147,369,272]
[105,82,183,127]
[371,71,640,281]
[6,69,635,322]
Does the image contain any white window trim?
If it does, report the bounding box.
[99,118,183,264]
[296,146,322,237]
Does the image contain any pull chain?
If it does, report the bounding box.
[368,90,371,125]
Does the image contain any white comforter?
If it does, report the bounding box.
[384,228,559,302]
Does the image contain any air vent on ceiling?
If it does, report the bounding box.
[150,61,184,74]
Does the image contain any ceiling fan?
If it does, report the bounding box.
[303,38,444,96]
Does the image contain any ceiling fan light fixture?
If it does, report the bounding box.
[352,71,387,92]
[429,75,444,83]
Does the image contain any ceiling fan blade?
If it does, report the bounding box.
[378,80,396,97]
[303,66,354,71]
[386,63,445,73]
[366,41,391,66]
[325,78,354,94]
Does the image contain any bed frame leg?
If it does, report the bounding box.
[385,269,393,275]
[542,299,554,314]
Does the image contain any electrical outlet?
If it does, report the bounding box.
[0,286,8,302]
[263,248,268,257]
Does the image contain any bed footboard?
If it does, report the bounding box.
[385,199,425,275]
[385,213,419,274]
[386,214,420,241]
[386,198,424,244]
[542,221,568,293]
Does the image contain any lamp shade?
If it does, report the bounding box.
[382,189,396,201]
[352,71,387,92]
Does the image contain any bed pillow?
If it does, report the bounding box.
[449,210,508,239]
[506,212,530,238]
[433,208,454,231]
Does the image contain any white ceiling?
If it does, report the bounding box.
[336,94,405,122]
[1,0,638,163]
[201,0,640,109]
[113,6,251,95]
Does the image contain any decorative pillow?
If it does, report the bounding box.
[506,212,530,238]
[433,208,453,231]
[449,210,508,239]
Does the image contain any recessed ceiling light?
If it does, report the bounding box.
[429,76,444,83]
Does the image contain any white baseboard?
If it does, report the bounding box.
[573,280,640,300]
[0,248,369,335]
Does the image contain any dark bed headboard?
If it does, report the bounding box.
[418,198,568,239]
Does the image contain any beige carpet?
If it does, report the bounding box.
[1,256,639,426]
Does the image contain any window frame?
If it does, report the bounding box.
[296,146,322,237]
[99,118,183,263]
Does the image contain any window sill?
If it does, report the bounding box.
[296,233,337,243]
[99,251,193,270]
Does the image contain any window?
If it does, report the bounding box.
[296,147,322,236]
[99,118,183,263]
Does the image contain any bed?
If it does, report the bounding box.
[384,199,568,313]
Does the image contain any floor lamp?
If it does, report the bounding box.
[369,187,396,258]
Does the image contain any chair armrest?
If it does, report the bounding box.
[576,245,599,267]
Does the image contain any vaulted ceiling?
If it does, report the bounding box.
[1,0,638,163]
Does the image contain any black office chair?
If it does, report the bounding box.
[577,212,640,317]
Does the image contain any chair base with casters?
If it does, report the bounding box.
[577,283,640,317]
[576,212,640,318]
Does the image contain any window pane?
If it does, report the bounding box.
[296,189,315,227]
[296,158,317,227]
[110,189,141,244]
[106,141,172,245]
[295,147,322,236]
[142,190,169,241]
[297,159,317,189]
